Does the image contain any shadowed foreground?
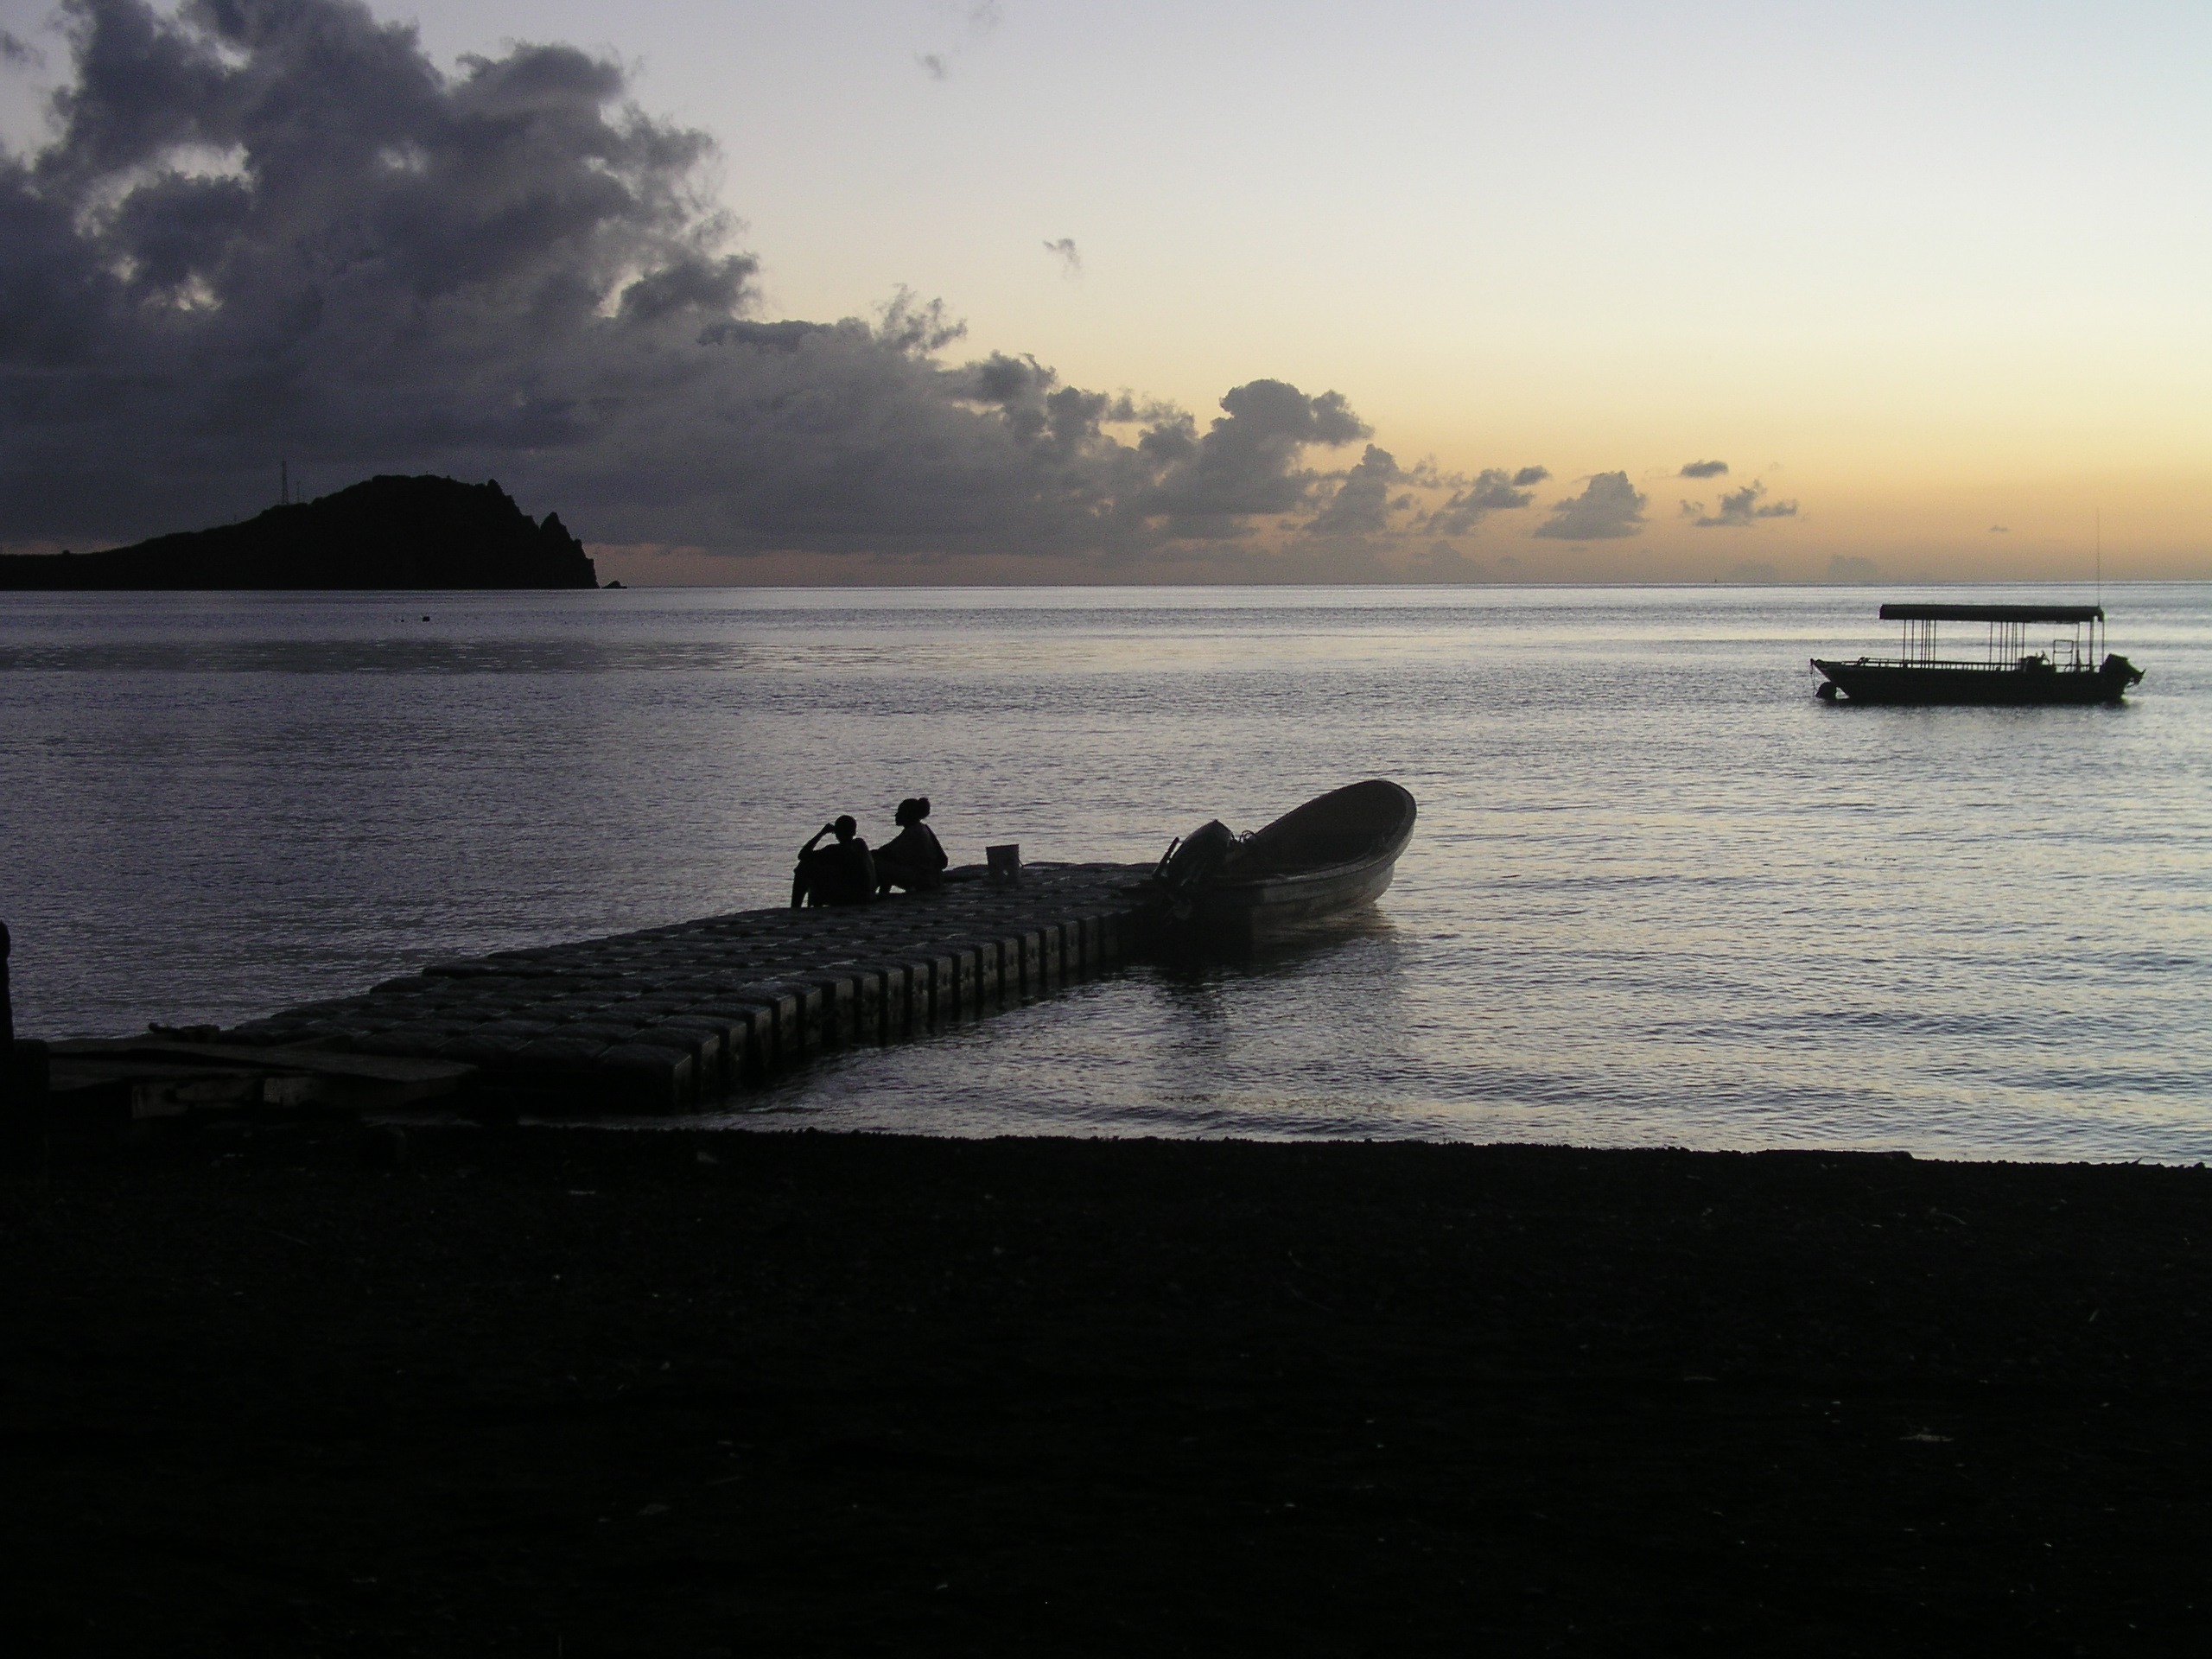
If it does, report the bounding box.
[3,1128,2209,1655]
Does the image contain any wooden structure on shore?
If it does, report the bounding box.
[125,861,1154,1115]
[15,783,1421,1128]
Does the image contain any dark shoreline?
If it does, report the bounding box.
[6,1125,2209,1654]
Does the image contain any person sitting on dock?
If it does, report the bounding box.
[791,817,876,907]
[874,797,950,895]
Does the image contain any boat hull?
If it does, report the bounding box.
[1173,779,1417,946]
[1811,658,2139,706]
[1186,853,1404,944]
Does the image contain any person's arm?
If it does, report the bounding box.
[798,822,834,857]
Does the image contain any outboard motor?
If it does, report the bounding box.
[1156,819,1237,919]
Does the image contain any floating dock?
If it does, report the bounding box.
[190,862,1159,1112]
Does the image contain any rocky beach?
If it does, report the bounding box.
[5,1124,2209,1655]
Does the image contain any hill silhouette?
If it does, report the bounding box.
[0,477,600,590]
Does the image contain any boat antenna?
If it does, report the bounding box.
[2094,505,2101,610]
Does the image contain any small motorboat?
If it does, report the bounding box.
[1153,779,1417,945]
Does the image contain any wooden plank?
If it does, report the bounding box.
[176,861,1157,1112]
[52,1038,474,1087]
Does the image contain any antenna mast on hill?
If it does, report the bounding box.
[281,460,289,506]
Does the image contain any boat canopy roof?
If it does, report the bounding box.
[1878,602,2102,624]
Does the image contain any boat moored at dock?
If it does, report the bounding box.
[1813,603,2144,705]
[1154,779,1417,946]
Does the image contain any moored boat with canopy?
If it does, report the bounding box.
[1812,602,2143,705]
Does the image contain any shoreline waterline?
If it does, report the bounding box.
[4,582,2208,1157]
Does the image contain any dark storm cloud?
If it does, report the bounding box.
[0,0,1367,563]
[1533,471,1646,540]
[1423,465,1544,535]
[1686,481,1798,528]
[1305,444,1410,537]
[1,29,41,67]
[1678,458,1728,479]
[1131,379,1371,538]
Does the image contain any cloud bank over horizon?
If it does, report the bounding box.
[1535,473,1647,541]
[1684,481,1800,530]
[0,0,1406,567]
[0,0,1806,580]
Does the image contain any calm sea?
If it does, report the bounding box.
[3,584,2208,1160]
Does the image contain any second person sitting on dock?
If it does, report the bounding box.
[874,797,950,895]
[791,816,876,907]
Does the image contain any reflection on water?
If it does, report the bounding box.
[721,912,1421,1140]
[3,582,2210,1160]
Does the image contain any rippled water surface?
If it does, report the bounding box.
[4,584,2209,1159]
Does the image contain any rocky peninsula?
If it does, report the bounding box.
[0,475,600,589]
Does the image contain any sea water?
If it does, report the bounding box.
[3,584,2208,1160]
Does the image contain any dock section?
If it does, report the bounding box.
[217,863,1156,1111]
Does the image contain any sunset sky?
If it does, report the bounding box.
[2,0,2206,583]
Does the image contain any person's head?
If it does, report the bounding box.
[833,815,857,842]
[894,798,919,827]
[915,797,931,820]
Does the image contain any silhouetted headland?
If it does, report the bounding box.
[0,475,599,590]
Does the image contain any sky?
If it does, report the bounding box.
[1,0,2206,584]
